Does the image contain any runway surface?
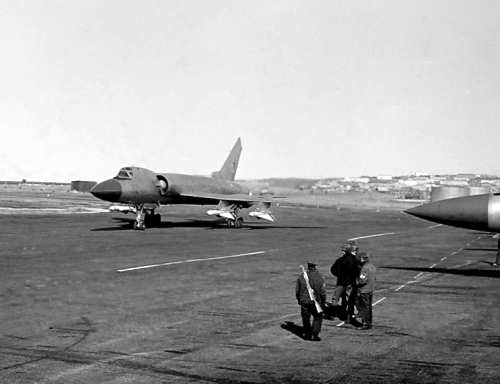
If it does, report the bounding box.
[1,204,500,383]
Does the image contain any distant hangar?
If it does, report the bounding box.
[71,180,97,193]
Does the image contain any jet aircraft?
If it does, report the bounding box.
[90,138,278,230]
[405,193,500,233]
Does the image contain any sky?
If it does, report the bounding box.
[1,1,500,182]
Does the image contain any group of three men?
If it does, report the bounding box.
[295,240,376,341]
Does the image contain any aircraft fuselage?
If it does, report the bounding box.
[91,166,252,207]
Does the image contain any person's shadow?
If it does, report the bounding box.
[281,321,307,340]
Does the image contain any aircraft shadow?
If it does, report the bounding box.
[384,266,500,278]
[467,232,498,236]
[91,218,227,232]
[91,217,326,231]
[463,247,498,252]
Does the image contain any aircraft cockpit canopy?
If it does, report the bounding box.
[114,167,134,180]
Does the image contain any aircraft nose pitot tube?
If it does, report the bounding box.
[405,193,500,232]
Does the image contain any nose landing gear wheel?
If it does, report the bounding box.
[134,221,146,230]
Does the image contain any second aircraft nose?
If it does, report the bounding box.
[90,179,122,202]
[405,193,490,231]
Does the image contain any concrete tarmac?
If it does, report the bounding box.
[1,203,500,383]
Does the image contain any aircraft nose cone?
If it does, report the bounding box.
[90,179,122,202]
[405,194,489,231]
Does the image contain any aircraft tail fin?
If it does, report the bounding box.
[212,138,242,181]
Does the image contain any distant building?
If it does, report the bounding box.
[376,175,393,181]
[71,180,97,193]
[443,179,470,187]
[456,174,476,179]
[355,177,370,184]
[433,176,448,182]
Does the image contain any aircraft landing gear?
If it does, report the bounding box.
[133,204,161,230]
[208,204,246,229]
[134,220,146,230]
[235,217,244,228]
[227,217,244,229]
[134,204,146,230]
[227,207,244,229]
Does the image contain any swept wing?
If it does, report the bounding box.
[180,192,280,222]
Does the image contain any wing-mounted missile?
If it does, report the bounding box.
[109,203,137,214]
[249,201,275,222]
[207,200,237,220]
[108,202,158,215]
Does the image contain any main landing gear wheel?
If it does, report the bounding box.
[224,205,244,229]
[227,217,244,229]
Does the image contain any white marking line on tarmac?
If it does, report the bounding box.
[372,297,386,306]
[48,349,166,381]
[428,224,442,229]
[414,272,424,278]
[441,257,447,261]
[117,251,266,272]
[337,297,387,327]
[448,261,473,269]
[349,232,395,241]
[429,264,437,268]
[395,284,406,291]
